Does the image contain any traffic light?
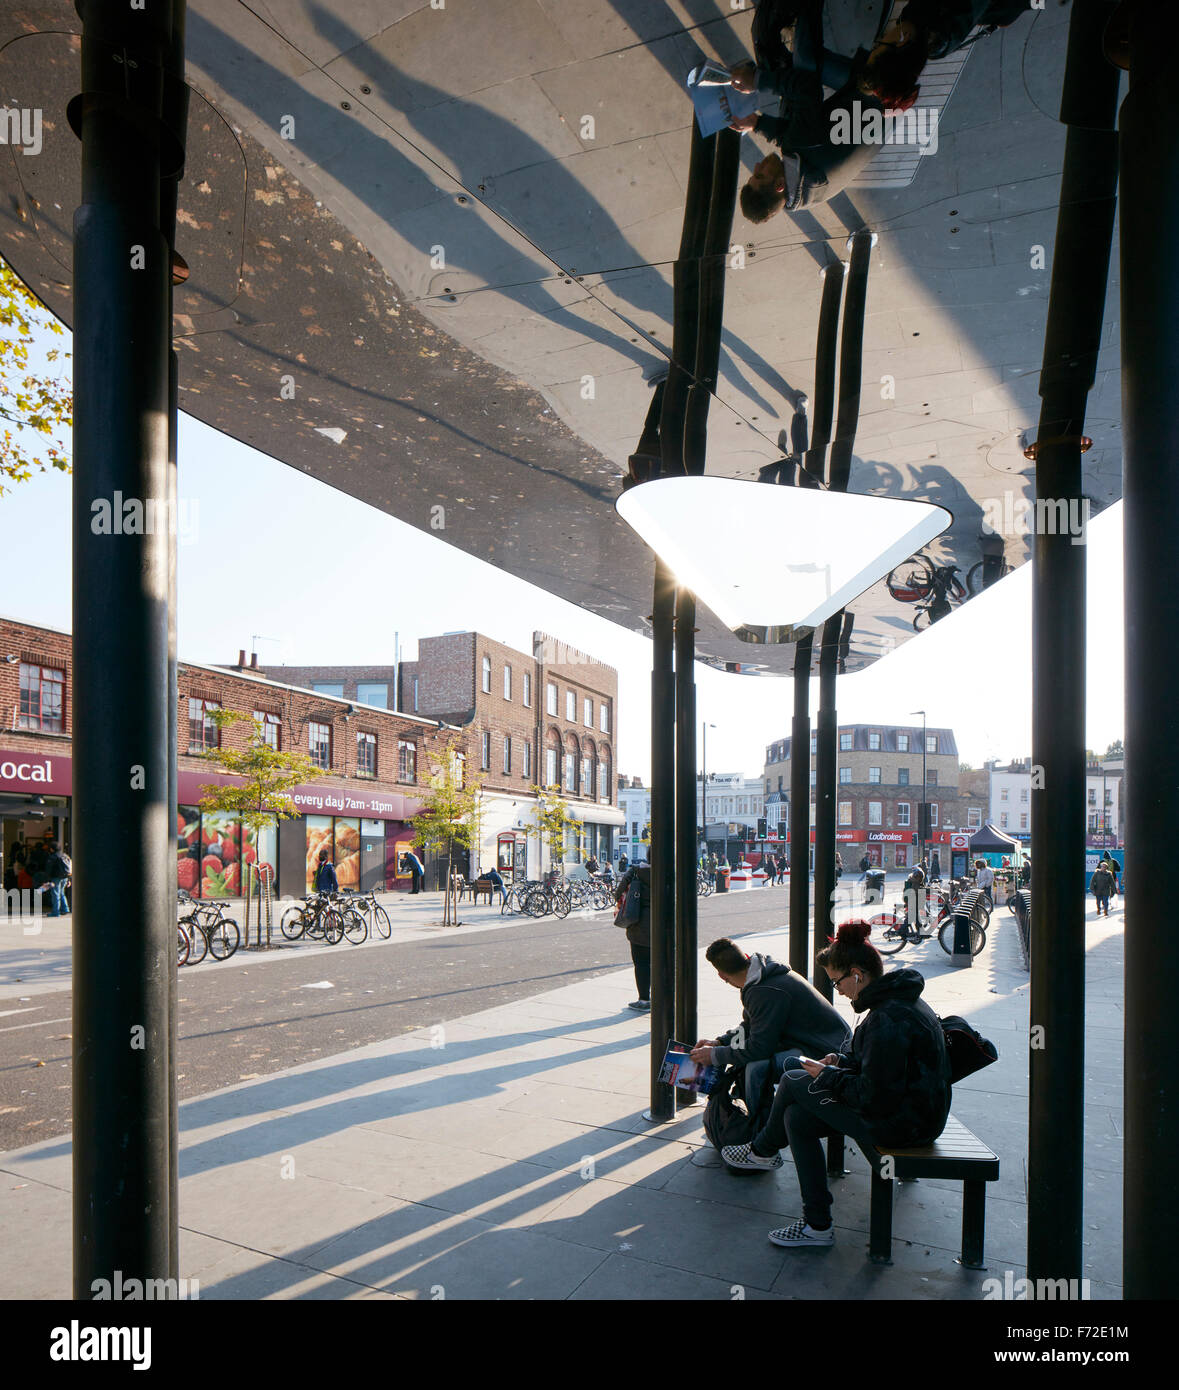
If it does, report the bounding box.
[757,817,768,839]
[778,821,787,841]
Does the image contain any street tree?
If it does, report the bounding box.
[412,740,484,926]
[0,258,71,493]
[531,784,577,878]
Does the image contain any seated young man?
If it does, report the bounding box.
[692,937,850,1148]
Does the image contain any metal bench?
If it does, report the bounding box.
[469,877,495,905]
[867,1114,1000,1266]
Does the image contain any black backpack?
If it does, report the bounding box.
[940,1014,999,1083]
[703,1066,759,1150]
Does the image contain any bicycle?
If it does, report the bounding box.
[177,889,239,960]
[340,887,391,940]
[697,870,713,897]
[966,557,1013,596]
[886,553,968,630]
[280,892,345,945]
[870,881,987,957]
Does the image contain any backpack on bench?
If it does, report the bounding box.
[940,1014,999,1083]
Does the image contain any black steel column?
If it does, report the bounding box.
[804,262,844,480]
[1120,0,1179,1300]
[812,617,840,1000]
[1028,0,1120,1290]
[674,587,698,1103]
[683,129,740,475]
[648,558,677,1121]
[788,633,813,974]
[71,0,181,1294]
[827,230,874,492]
[660,123,715,477]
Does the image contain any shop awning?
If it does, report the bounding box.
[566,804,626,827]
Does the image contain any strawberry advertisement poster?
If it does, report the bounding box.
[201,810,242,899]
[177,807,201,895]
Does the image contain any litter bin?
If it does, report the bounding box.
[715,867,730,894]
[863,868,886,905]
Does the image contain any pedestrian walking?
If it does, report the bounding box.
[615,860,652,1012]
[1090,862,1114,917]
[834,851,843,883]
[974,857,994,910]
[44,841,72,918]
[618,853,629,874]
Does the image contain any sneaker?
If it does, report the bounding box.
[768,1218,834,1247]
[626,999,651,1012]
[721,1142,783,1171]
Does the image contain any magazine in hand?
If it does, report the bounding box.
[659,1039,721,1095]
[686,65,759,138]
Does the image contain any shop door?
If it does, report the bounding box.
[360,820,385,892]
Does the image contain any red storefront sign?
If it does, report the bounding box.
[868,831,916,843]
[779,829,861,844]
[0,749,419,821]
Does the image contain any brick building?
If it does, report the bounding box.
[762,723,974,870]
[400,631,623,876]
[1,616,457,899]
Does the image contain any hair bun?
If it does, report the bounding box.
[837,918,873,946]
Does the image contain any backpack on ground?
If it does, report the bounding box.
[940,1014,999,1083]
[703,1066,759,1150]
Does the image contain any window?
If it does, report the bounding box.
[809,769,817,786]
[967,806,982,828]
[1019,787,1028,803]
[357,682,387,708]
[868,732,881,750]
[930,804,939,827]
[926,735,938,754]
[599,760,608,801]
[413,677,419,712]
[868,801,882,825]
[839,767,851,785]
[566,690,575,721]
[503,737,512,776]
[897,802,910,826]
[188,698,220,752]
[632,822,639,836]
[1020,813,1028,829]
[481,731,491,770]
[546,682,557,715]
[582,697,591,727]
[398,739,417,782]
[897,733,909,752]
[523,741,531,779]
[482,657,491,693]
[868,767,881,784]
[1087,788,1096,805]
[309,720,331,769]
[1087,811,1098,831]
[581,756,591,792]
[778,775,784,791]
[926,769,938,786]
[1001,787,1009,801]
[523,673,531,707]
[254,711,281,750]
[564,751,576,790]
[312,682,344,699]
[19,663,65,733]
[356,732,376,778]
[546,748,558,786]
[840,732,853,751]
[810,734,817,754]
[1000,812,1009,829]
[897,767,909,786]
[504,665,512,700]
[600,703,609,733]
[838,801,852,826]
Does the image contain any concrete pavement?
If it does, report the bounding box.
[0,892,1125,1300]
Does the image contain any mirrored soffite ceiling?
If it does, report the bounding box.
[0,1,1120,674]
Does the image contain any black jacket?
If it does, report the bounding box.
[1089,867,1114,897]
[899,0,1030,59]
[616,864,651,948]
[713,953,850,1068]
[810,967,951,1146]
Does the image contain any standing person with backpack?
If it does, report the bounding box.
[615,859,652,1012]
[45,841,72,918]
[314,847,338,895]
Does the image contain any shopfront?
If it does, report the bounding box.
[868,829,916,869]
[0,750,72,884]
[566,803,626,868]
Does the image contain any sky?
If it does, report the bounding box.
[0,398,1125,782]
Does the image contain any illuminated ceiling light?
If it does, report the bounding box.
[616,476,951,638]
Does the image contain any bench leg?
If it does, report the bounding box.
[826,1132,845,1179]
[957,1179,987,1269]
[869,1169,894,1264]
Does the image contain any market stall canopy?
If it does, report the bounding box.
[0,1,1120,674]
[969,822,1022,853]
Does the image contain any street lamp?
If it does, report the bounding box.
[701,722,716,853]
[911,709,927,871]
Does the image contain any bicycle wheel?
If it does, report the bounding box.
[321,908,345,945]
[177,924,191,967]
[182,914,208,965]
[207,917,241,960]
[948,572,967,602]
[342,909,368,945]
[939,919,986,956]
[553,889,571,920]
[280,904,307,941]
[913,606,932,632]
[869,913,908,955]
[886,555,934,603]
[522,889,548,918]
[372,905,392,939]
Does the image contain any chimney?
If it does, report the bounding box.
[237,649,247,669]
[251,653,259,669]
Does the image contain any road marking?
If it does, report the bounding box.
[0,1016,71,1034]
[0,1007,38,1019]
[301,981,334,989]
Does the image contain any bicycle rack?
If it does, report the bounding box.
[244,863,274,947]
